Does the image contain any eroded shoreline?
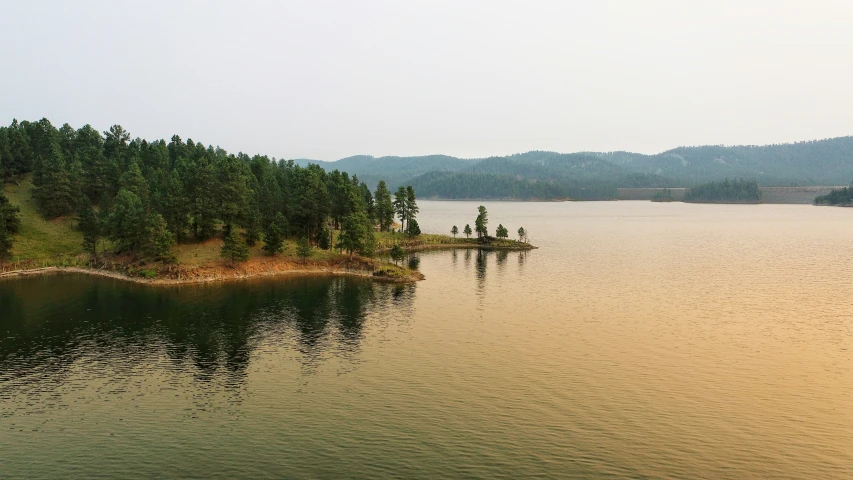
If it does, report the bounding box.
[0,242,536,286]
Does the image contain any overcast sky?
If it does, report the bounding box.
[1,0,852,160]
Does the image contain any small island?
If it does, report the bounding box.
[0,118,535,285]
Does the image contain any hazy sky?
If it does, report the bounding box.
[2,0,852,160]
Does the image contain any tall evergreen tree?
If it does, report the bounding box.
[191,160,218,240]
[145,213,176,263]
[336,212,371,259]
[406,218,421,237]
[496,224,508,239]
[405,185,418,225]
[296,236,312,263]
[475,205,488,238]
[262,212,287,256]
[4,119,31,178]
[216,155,250,231]
[0,214,13,261]
[158,171,191,242]
[119,160,149,202]
[74,125,112,204]
[78,205,101,260]
[32,142,74,218]
[108,189,147,252]
[220,228,249,265]
[360,182,375,225]
[0,190,21,234]
[374,180,394,232]
[393,186,407,232]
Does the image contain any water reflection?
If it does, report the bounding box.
[0,274,415,390]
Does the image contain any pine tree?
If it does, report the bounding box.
[5,119,31,178]
[32,142,75,218]
[108,189,147,252]
[0,214,13,261]
[145,213,176,263]
[374,180,395,231]
[405,185,419,226]
[451,225,458,238]
[244,209,261,247]
[390,244,405,266]
[119,160,150,202]
[360,182,375,225]
[220,228,250,265]
[78,205,101,260]
[360,230,378,258]
[475,205,488,238]
[518,227,526,242]
[336,212,370,259]
[191,160,218,240]
[317,225,331,250]
[216,155,250,230]
[463,224,472,238]
[393,186,407,232]
[74,124,112,204]
[406,218,421,237]
[262,213,287,256]
[0,190,21,234]
[159,171,190,242]
[296,236,313,263]
[496,224,508,238]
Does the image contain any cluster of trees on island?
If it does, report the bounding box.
[650,188,675,202]
[448,205,528,243]
[0,118,425,262]
[683,179,761,203]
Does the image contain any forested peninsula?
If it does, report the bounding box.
[814,185,853,206]
[0,118,534,284]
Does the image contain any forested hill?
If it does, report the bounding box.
[298,136,853,199]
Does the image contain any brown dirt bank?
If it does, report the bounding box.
[0,257,425,286]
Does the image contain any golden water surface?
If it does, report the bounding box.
[1,201,851,479]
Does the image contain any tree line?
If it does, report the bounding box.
[814,185,853,206]
[683,179,761,203]
[0,118,420,261]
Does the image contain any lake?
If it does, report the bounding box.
[2,201,852,479]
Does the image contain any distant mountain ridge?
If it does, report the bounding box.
[296,136,853,200]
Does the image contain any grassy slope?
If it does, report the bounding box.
[4,179,83,262]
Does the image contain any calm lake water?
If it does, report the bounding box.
[2,201,852,479]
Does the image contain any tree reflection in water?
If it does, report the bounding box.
[0,274,416,393]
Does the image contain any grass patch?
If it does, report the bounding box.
[373,263,413,279]
[4,178,84,262]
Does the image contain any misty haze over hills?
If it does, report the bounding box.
[296,136,853,200]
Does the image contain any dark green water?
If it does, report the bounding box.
[2,201,852,479]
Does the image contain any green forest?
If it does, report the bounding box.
[0,118,420,262]
[683,179,762,203]
[814,185,853,206]
[298,137,853,200]
[406,171,617,200]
